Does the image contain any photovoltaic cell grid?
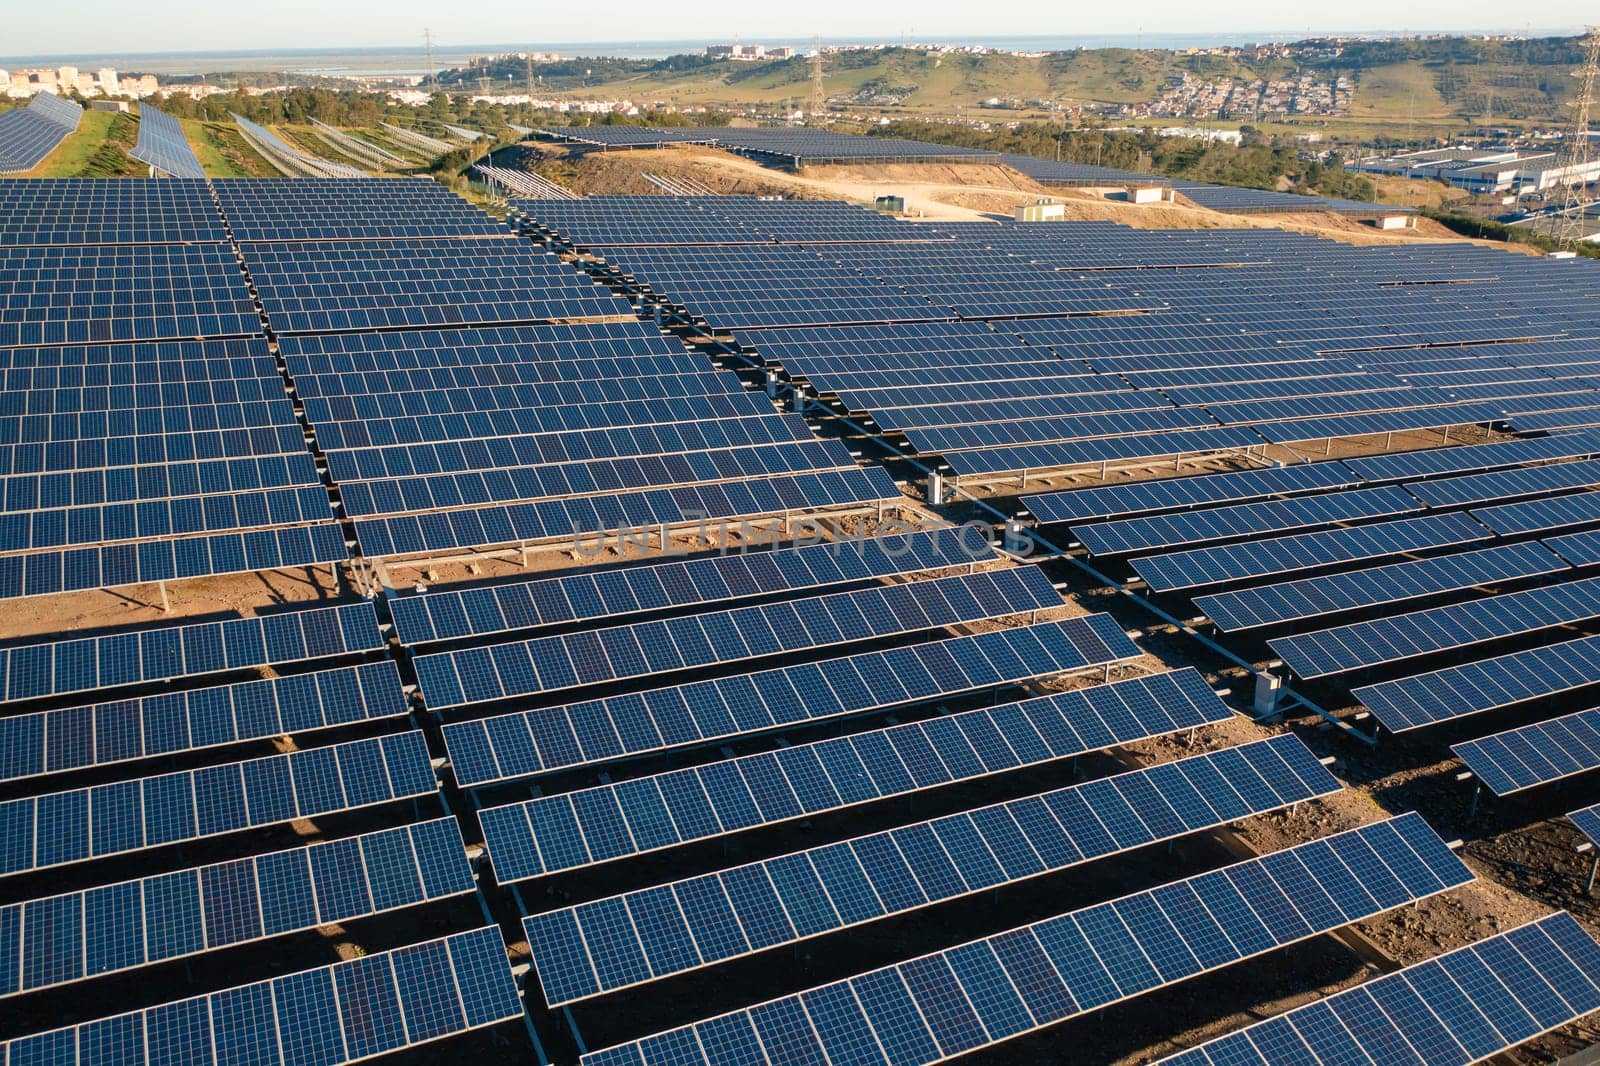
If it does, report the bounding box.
[229,112,369,179]
[413,566,1066,708]
[1024,461,1358,526]
[475,667,1232,878]
[582,814,1472,1066]
[239,237,634,334]
[128,105,206,179]
[213,178,508,241]
[1453,707,1600,796]
[0,730,436,876]
[0,659,405,783]
[1153,911,1600,1066]
[527,734,1339,1006]
[1354,632,1600,733]
[391,526,995,646]
[1073,484,1421,557]
[1197,541,1569,632]
[1132,512,1493,592]
[0,94,82,175]
[0,243,261,347]
[0,600,383,705]
[445,615,1140,784]
[0,817,473,997]
[1271,574,1600,679]
[0,925,522,1066]
[0,179,225,245]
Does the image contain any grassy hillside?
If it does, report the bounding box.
[17,110,142,178]
[563,40,1581,138]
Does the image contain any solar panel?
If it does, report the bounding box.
[441,615,1139,782]
[475,667,1231,880]
[527,733,1339,1006]
[129,105,206,179]
[1270,574,1600,679]
[413,566,1065,709]
[1474,490,1600,536]
[0,731,436,876]
[392,526,994,645]
[1353,632,1600,733]
[1570,802,1600,848]
[581,814,1471,1066]
[1132,512,1492,592]
[214,178,505,241]
[0,601,383,705]
[1547,527,1600,566]
[1453,707,1600,796]
[1151,911,1600,1066]
[1024,462,1358,526]
[0,179,225,244]
[1196,541,1568,632]
[230,113,369,178]
[0,94,82,175]
[0,817,473,998]
[1407,458,1600,508]
[1074,485,1421,557]
[0,925,522,1065]
[0,659,403,784]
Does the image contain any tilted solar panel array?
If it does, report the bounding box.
[0,94,82,175]
[128,105,205,179]
[1155,911,1600,1066]
[527,734,1340,1006]
[583,814,1472,1065]
[0,183,351,600]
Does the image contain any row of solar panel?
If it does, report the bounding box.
[447,615,1138,785]
[0,817,470,997]
[527,734,1338,1006]
[0,731,434,876]
[582,814,1471,1066]
[0,600,382,704]
[0,659,404,783]
[413,566,1064,709]
[0,925,522,1066]
[391,526,993,645]
[475,668,1230,880]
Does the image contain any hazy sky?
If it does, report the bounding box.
[2,0,1589,57]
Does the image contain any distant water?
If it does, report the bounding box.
[0,29,1581,77]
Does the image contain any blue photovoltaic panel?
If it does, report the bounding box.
[0,660,405,783]
[1073,485,1420,557]
[1570,803,1600,848]
[391,526,994,645]
[0,925,522,1065]
[1344,430,1600,482]
[0,818,472,997]
[1024,461,1358,526]
[1132,512,1492,592]
[527,734,1339,1005]
[582,814,1472,1066]
[1152,911,1600,1066]
[1271,575,1600,679]
[1354,633,1600,733]
[476,667,1231,880]
[1196,541,1568,631]
[1549,527,1600,566]
[0,731,435,877]
[414,566,1064,708]
[1407,458,1600,508]
[0,601,383,705]
[129,105,207,179]
[0,179,225,244]
[1453,707,1600,796]
[1473,491,1600,536]
[444,615,1139,784]
[214,178,507,241]
[0,523,350,602]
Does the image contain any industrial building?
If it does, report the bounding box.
[1350,145,1600,196]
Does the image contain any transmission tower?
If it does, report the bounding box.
[526,55,535,127]
[424,28,437,90]
[809,37,826,124]
[1555,28,1600,248]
